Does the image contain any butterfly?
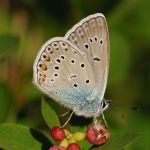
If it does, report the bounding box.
[33,13,110,119]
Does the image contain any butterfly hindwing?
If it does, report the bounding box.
[33,37,96,108]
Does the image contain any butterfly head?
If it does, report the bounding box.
[100,99,111,112]
[92,99,111,118]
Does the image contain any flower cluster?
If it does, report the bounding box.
[49,121,110,150]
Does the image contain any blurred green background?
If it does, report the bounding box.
[0,0,150,149]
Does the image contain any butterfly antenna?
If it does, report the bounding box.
[58,111,70,118]
[61,111,74,128]
[102,112,108,127]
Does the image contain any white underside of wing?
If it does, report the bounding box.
[33,13,110,117]
[33,37,96,109]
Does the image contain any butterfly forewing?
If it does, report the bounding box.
[33,38,96,108]
[65,13,109,99]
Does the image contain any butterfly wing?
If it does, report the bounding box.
[33,37,96,109]
[65,13,109,100]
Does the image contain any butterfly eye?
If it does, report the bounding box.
[101,101,106,109]
[101,101,109,110]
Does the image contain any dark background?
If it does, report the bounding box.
[0,0,150,149]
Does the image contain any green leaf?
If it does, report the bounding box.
[79,139,92,150]
[0,82,13,122]
[0,34,19,54]
[0,123,51,150]
[91,132,140,150]
[41,97,60,129]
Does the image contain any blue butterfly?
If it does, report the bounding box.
[33,13,110,120]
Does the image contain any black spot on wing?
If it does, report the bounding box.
[93,57,101,61]
[70,75,77,78]
[84,44,89,49]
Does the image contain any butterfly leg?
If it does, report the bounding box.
[93,108,100,130]
[101,112,108,127]
[93,116,101,131]
[58,111,70,117]
[61,111,74,128]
